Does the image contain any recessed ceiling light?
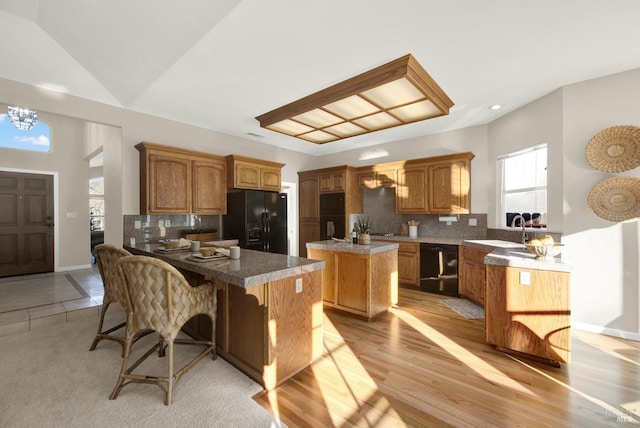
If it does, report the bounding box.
[489,104,502,110]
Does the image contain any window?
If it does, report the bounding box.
[90,177,104,231]
[0,115,51,152]
[499,144,547,228]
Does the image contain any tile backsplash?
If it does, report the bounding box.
[123,215,221,245]
[360,187,488,239]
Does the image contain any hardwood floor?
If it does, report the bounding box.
[255,288,640,427]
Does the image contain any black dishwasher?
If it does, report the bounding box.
[419,243,459,296]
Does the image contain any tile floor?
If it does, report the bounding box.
[0,266,105,337]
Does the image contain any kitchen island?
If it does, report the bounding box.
[306,240,398,320]
[125,243,325,390]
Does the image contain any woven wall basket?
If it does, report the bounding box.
[585,125,640,173]
[587,177,640,222]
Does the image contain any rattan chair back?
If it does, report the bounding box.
[89,244,134,353]
[110,255,217,405]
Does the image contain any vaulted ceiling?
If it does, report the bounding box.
[1,0,640,155]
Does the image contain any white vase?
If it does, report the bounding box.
[409,225,418,238]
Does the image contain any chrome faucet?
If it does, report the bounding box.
[511,215,528,244]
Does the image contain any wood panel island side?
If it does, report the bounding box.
[306,240,399,321]
[125,244,325,391]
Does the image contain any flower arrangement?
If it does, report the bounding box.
[357,216,372,234]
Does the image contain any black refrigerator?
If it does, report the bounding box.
[223,189,288,255]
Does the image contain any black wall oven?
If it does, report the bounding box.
[419,243,459,296]
[319,193,345,240]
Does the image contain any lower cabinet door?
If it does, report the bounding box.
[336,253,368,313]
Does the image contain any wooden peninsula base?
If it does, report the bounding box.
[126,244,324,390]
[485,251,571,365]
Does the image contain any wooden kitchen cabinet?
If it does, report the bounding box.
[226,155,284,191]
[319,170,345,193]
[458,244,491,307]
[426,152,474,214]
[397,241,419,286]
[298,166,362,256]
[395,152,474,214]
[298,174,320,222]
[396,165,428,213]
[356,165,398,189]
[298,172,320,257]
[373,239,419,286]
[137,142,226,215]
[485,263,571,364]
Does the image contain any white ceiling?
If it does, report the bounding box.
[1,0,640,156]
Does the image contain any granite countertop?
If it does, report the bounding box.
[460,239,570,272]
[306,240,399,255]
[125,244,325,288]
[368,235,464,246]
[462,239,526,250]
[483,247,571,273]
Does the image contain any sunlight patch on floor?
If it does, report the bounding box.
[511,355,640,424]
[309,315,405,427]
[390,306,537,396]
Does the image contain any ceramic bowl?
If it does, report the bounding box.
[199,247,216,257]
[162,241,179,250]
[525,243,564,261]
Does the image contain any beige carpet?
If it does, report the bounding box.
[0,312,284,427]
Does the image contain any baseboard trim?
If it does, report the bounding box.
[56,264,92,272]
[573,322,640,342]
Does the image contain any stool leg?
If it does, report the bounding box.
[109,337,132,400]
[165,341,174,405]
[89,300,111,351]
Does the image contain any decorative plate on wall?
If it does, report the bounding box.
[587,176,640,222]
[585,125,640,173]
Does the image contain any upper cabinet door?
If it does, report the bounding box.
[192,158,227,214]
[396,167,427,214]
[260,166,282,191]
[148,153,191,214]
[426,155,472,214]
[233,161,261,189]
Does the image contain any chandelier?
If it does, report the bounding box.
[7,106,38,130]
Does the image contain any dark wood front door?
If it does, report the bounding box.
[0,171,54,277]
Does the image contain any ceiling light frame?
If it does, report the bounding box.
[256,54,454,144]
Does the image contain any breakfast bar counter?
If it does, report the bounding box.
[126,243,324,287]
[125,244,325,390]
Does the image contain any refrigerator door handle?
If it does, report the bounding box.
[262,212,270,251]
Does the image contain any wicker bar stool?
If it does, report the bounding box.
[90,244,143,354]
[110,255,217,405]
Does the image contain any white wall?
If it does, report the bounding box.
[560,69,640,339]
[0,107,90,270]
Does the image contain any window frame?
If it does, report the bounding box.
[498,143,548,229]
